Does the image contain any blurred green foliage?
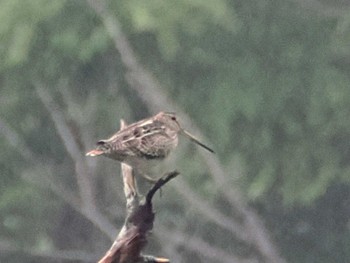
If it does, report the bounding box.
[1,0,350,262]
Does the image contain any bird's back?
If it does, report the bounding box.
[103,118,179,165]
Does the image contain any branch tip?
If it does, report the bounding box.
[146,171,179,202]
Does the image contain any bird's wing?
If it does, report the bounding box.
[119,122,173,159]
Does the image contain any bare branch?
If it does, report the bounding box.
[0,116,82,212]
[120,119,139,209]
[34,83,118,240]
[172,177,249,242]
[0,117,35,163]
[146,171,179,203]
[35,84,81,160]
[99,168,177,262]
[34,83,95,209]
[0,95,118,240]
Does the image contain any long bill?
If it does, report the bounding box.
[182,129,215,153]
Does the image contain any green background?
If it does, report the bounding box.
[1,0,350,262]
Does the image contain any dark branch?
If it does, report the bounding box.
[146,171,179,203]
[98,172,178,263]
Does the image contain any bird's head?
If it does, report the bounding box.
[156,111,214,153]
[156,112,182,132]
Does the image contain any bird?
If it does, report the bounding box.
[86,112,214,181]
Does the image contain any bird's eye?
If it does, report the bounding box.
[171,116,176,121]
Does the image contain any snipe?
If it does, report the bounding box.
[86,112,214,181]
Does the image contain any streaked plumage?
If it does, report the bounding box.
[86,112,213,180]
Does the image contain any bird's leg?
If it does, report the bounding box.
[142,172,174,186]
[141,173,159,184]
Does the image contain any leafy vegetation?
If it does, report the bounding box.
[1,0,350,262]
